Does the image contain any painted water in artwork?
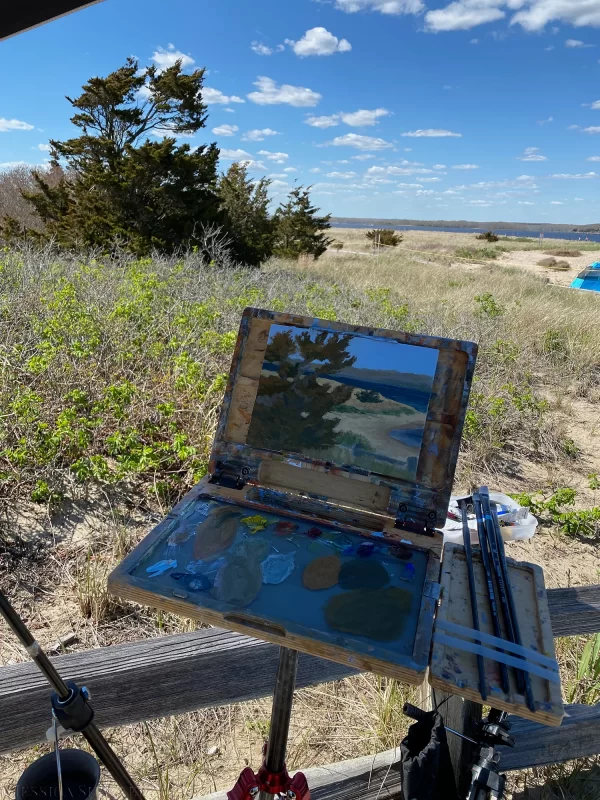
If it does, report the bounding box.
[246,325,439,481]
[131,495,430,665]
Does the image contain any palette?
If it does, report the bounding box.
[109,308,563,724]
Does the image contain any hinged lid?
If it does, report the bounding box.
[210,309,477,529]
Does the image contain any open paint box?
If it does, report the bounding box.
[109,308,563,726]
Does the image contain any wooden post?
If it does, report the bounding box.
[418,682,483,796]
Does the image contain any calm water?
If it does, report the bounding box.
[332,221,600,243]
[390,428,424,447]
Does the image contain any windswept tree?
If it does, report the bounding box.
[16,57,221,253]
[273,186,332,260]
[218,162,274,266]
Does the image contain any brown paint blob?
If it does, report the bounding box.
[339,559,389,590]
[303,555,342,590]
[193,507,239,560]
[324,588,412,641]
[213,557,262,607]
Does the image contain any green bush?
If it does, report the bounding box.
[366,229,403,247]
[476,231,499,242]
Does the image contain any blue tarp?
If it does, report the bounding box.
[571,262,600,292]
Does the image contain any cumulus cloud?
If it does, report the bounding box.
[309,167,321,173]
[565,38,594,48]
[0,118,34,132]
[334,0,424,14]
[326,171,358,178]
[203,87,245,105]
[284,167,298,172]
[583,126,600,133]
[257,149,289,163]
[452,163,479,169]
[251,42,274,56]
[517,146,547,161]
[220,148,252,160]
[286,27,352,56]
[34,143,51,151]
[248,76,321,106]
[401,129,462,137]
[587,156,600,161]
[352,153,377,160]
[421,177,442,182]
[367,164,436,175]
[271,180,290,189]
[538,116,554,125]
[325,133,393,150]
[548,171,599,178]
[340,108,390,126]
[425,1,600,33]
[518,201,535,205]
[242,128,279,141]
[550,200,564,205]
[305,114,340,128]
[212,124,239,136]
[151,44,195,72]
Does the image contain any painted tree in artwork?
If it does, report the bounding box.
[248,329,357,453]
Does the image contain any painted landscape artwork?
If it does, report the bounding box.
[246,325,438,481]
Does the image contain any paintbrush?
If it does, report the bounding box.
[460,500,487,701]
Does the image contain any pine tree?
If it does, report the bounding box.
[19,57,221,254]
[218,162,274,266]
[273,186,332,260]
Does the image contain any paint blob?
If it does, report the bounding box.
[213,557,263,607]
[302,555,341,591]
[339,559,390,590]
[193,507,240,560]
[241,515,268,534]
[356,542,376,558]
[233,537,270,562]
[261,552,295,585]
[389,543,413,561]
[307,527,323,539]
[324,588,411,641]
[274,521,298,536]
[146,559,177,577]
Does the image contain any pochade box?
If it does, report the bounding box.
[109,308,564,726]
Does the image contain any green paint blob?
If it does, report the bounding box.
[339,559,390,590]
[324,588,411,642]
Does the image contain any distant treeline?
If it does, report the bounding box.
[331,217,600,233]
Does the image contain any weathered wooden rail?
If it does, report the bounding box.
[1,584,600,793]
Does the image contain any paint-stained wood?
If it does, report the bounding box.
[430,543,563,726]
[258,460,391,513]
[211,308,478,527]
[547,584,600,636]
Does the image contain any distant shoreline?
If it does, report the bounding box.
[331,216,600,234]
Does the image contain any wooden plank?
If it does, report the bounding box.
[430,544,563,726]
[1,583,599,756]
[547,585,600,636]
[0,629,356,755]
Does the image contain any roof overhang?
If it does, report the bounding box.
[1,1,104,42]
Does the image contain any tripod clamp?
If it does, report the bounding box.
[51,681,95,733]
[228,756,310,800]
[467,712,514,800]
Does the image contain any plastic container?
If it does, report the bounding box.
[441,491,538,546]
[16,749,100,800]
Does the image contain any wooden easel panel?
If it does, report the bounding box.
[430,543,563,727]
[109,478,441,685]
[211,308,477,528]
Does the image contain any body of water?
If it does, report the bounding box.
[332,221,600,243]
[389,428,424,447]
[322,374,432,413]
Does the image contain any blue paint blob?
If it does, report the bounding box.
[357,542,376,558]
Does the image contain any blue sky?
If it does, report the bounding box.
[3,0,600,223]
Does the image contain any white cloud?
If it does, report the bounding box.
[468,200,493,206]
[268,173,287,179]
[257,149,289,163]
[470,37,479,43]
[368,164,436,175]
[351,153,377,160]
[587,156,600,161]
[582,126,600,133]
[421,177,442,182]
[326,171,358,178]
[424,1,600,34]
[425,4,505,32]
[224,108,236,113]
[251,42,282,56]
[271,180,290,189]
[340,108,390,126]
[0,160,33,169]
[537,116,554,125]
[334,0,424,14]
[326,133,393,150]
[517,174,535,180]
[248,76,321,107]
[0,118,34,132]
[309,167,321,173]
[204,88,245,105]
[283,167,298,172]
[306,114,340,128]
[241,128,280,141]
[396,182,424,187]
[452,163,479,169]
[549,171,599,178]
[34,143,51,151]
[220,148,252,160]
[212,124,239,136]
[433,163,447,169]
[517,146,547,161]
[151,44,195,72]
[518,201,535,205]
[550,201,564,205]
[401,129,462,137]
[286,27,352,56]
[545,45,555,50]
[565,39,594,48]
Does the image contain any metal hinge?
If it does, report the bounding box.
[394,504,438,537]
[209,462,249,490]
